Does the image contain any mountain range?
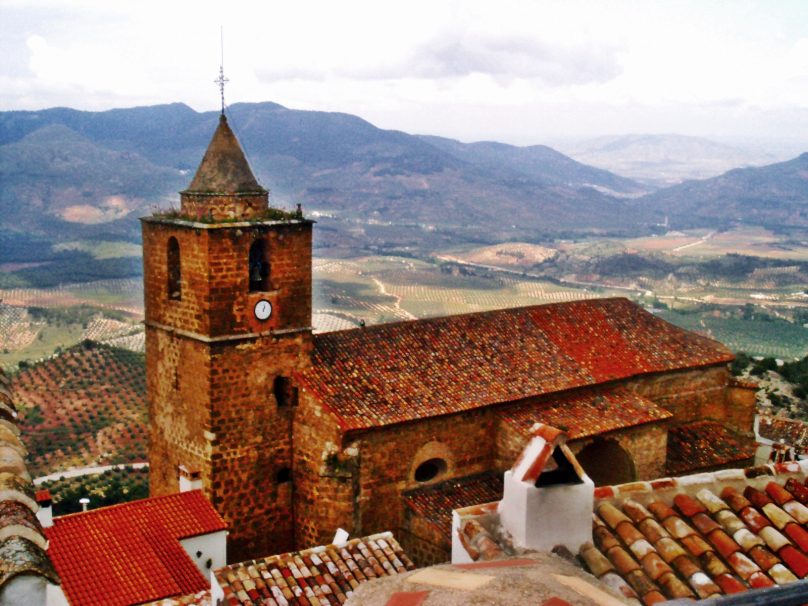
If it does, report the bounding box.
[556,134,779,187]
[1,102,807,256]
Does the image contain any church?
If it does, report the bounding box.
[141,112,757,565]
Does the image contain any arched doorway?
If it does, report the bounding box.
[576,439,636,486]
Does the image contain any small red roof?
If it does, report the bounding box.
[46,490,226,606]
[667,421,758,476]
[301,298,731,431]
[403,472,503,539]
[501,386,672,441]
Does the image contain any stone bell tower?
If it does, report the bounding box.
[141,113,312,561]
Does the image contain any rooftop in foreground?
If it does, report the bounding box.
[46,490,226,606]
[456,458,808,605]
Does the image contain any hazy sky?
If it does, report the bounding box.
[4,0,808,144]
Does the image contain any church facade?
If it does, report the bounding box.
[142,114,756,563]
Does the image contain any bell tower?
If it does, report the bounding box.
[141,114,312,561]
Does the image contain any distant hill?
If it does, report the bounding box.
[0,102,652,254]
[557,134,777,187]
[418,136,646,197]
[641,153,808,230]
[12,342,146,476]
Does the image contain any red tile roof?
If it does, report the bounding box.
[758,416,808,451]
[580,462,808,602]
[501,387,672,441]
[301,298,731,431]
[0,368,59,589]
[403,472,503,538]
[666,421,757,476]
[214,532,415,605]
[46,490,226,606]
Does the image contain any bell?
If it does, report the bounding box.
[250,263,263,283]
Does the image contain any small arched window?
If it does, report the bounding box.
[248,239,270,292]
[167,237,181,300]
[273,376,298,407]
[276,467,292,484]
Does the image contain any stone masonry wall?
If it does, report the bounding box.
[352,408,496,542]
[208,332,312,562]
[143,217,313,563]
[399,510,452,566]
[147,330,213,497]
[293,390,353,549]
[142,219,312,338]
[180,192,268,222]
[568,423,669,481]
[142,220,212,335]
[626,365,731,426]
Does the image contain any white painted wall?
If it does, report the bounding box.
[499,469,594,554]
[210,571,224,606]
[450,511,474,565]
[0,575,65,606]
[180,530,227,577]
[46,582,68,606]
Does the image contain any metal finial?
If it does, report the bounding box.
[214,27,229,115]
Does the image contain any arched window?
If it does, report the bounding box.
[248,239,270,292]
[167,237,181,300]
[273,376,297,407]
[576,439,637,486]
[276,467,292,484]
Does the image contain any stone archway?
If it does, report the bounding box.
[576,439,636,486]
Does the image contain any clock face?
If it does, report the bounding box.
[254,299,272,321]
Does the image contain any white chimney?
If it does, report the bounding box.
[35,489,53,528]
[498,423,594,554]
[179,465,203,492]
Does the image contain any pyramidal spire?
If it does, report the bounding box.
[184,114,265,195]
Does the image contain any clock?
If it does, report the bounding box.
[254,299,272,321]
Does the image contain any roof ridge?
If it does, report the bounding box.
[313,296,632,339]
[51,489,220,525]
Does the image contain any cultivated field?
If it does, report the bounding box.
[624,227,808,260]
[12,343,147,476]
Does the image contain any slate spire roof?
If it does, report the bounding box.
[184,114,266,195]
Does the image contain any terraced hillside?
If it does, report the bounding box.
[12,342,146,476]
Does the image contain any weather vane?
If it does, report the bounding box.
[214,27,229,115]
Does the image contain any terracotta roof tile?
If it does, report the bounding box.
[501,386,672,443]
[758,416,808,451]
[403,472,502,539]
[301,298,731,431]
[0,368,59,590]
[46,490,225,606]
[666,421,757,476]
[584,468,808,601]
[214,532,415,606]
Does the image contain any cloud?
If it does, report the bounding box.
[256,31,622,88]
[396,32,622,85]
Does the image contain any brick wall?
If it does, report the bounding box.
[143,216,313,563]
[142,218,312,338]
[399,510,452,566]
[292,390,353,548]
[626,365,731,426]
[180,192,268,222]
[352,409,496,540]
[725,380,758,434]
